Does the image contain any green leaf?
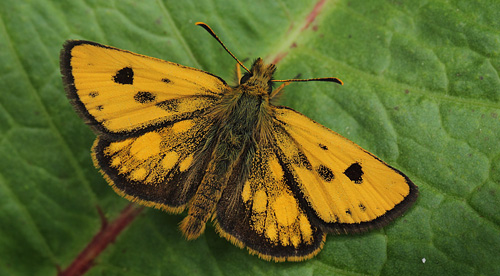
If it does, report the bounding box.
[1,0,499,275]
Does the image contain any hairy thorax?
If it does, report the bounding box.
[208,58,276,147]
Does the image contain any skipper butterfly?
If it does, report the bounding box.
[60,22,418,261]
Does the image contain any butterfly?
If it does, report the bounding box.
[60,22,418,261]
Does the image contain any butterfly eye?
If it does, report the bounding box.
[240,73,252,84]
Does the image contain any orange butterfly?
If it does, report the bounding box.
[60,22,417,261]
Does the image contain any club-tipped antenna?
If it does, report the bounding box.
[270,77,343,98]
[196,22,250,73]
[196,22,343,88]
[273,77,343,85]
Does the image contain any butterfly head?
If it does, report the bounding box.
[239,58,276,95]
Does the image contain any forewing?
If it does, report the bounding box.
[93,116,214,212]
[215,145,325,261]
[272,107,418,233]
[60,40,228,138]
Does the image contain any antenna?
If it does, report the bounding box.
[196,22,250,73]
[196,22,344,88]
[273,77,343,85]
[270,78,343,98]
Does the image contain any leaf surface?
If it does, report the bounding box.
[0,0,498,275]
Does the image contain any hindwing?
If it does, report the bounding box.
[215,145,325,261]
[93,116,215,212]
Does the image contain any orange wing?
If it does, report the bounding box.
[60,40,228,138]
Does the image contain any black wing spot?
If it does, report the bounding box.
[162,78,172,83]
[96,105,103,111]
[113,67,134,84]
[359,203,366,212]
[319,143,328,150]
[345,209,352,216]
[89,91,99,98]
[344,162,363,184]
[156,99,180,112]
[134,91,156,104]
[316,165,334,182]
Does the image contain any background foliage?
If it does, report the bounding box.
[0,0,499,275]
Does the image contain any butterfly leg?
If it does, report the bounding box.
[236,62,242,84]
[270,81,290,98]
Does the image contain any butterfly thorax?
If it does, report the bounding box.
[207,58,276,145]
[239,58,276,96]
